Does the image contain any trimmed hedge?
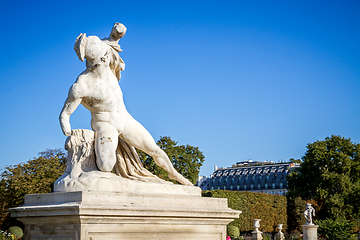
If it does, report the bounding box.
[203,190,287,233]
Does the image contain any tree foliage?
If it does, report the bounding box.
[287,135,360,220]
[315,218,355,240]
[0,149,66,230]
[286,196,306,232]
[203,190,287,233]
[138,136,205,184]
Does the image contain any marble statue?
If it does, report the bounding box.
[57,23,192,191]
[252,219,263,240]
[274,224,285,240]
[304,203,315,225]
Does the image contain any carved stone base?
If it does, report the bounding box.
[274,231,285,240]
[302,224,318,240]
[251,230,263,240]
[10,191,240,240]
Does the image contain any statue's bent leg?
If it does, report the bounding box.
[121,118,192,185]
[93,122,119,172]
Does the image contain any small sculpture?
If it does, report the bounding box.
[274,224,285,240]
[252,219,263,240]
[58,23,192,188]
[253,219,261,232]
[303,203,315,225]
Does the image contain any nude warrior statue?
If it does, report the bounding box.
[303,203,315,225]
[59,23,192,186]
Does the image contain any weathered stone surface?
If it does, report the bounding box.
[54,129,198,195]
[302,224,318,240]
[10,191,241,240]
[59,23,193,187]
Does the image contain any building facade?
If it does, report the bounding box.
[198,160,299,195]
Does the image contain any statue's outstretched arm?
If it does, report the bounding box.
[59,91,82,136]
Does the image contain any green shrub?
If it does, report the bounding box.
[227,225,240,239]
[203,190,287,233]
[262,233,272,240]
[8,226,23,239]
[286,197,306,232]
[315,218,354,240]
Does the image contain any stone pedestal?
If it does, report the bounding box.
[251,231,263,240]
[10,190,241,240]
[302,224,318,240]
[274,232,285,240]
[251,219,262,240]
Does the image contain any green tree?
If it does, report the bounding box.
[287,196,306,232]
[0,149,66,230]
[287,135,360,220]
[315,218,355,240]
[138,136,205,184]
[289,158,301,164]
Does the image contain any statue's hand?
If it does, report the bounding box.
[64,131,71,136]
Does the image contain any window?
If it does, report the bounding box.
[217,186,220,190]
[211,186,214,190]
[223,186,226,190]
[280,182,283,188]
[230,185,233,191]
[271,191,275,194]
[258,184,261,190]
[237,185,240,191]
[266,175,269,181]
[272,183,276,189]
[244,185,247,190]
[279,191,283,195]
[265,183,268,189]
[250,184,253,190]
[212,178,215,184]
[225,178,228,183]
[231,177,235,183]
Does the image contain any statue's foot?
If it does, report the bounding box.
[168,172,193,186]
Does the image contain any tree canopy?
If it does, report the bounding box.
[0,149,67,230]
[138,136,205,184]
[287,135,360,220]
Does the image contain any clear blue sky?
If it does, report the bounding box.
[0,0,359,177]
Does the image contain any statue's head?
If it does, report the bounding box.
[74,34,109,62]
[74,34,114,72]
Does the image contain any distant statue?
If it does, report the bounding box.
[303,203,315,225]
[274,224,285,240]
[59,23,192,187]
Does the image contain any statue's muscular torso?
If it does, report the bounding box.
[71,67,128,134]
